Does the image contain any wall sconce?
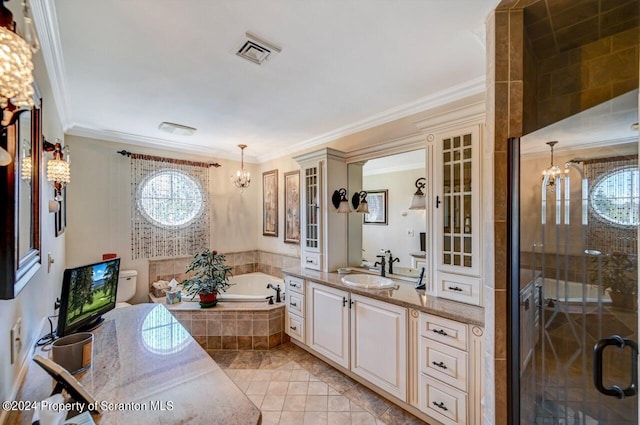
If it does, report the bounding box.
[331,188,351,213]
[408,177,426,210]
[44,138,70,200]
[20,139,31,181]
[351,191,369,214]
[0,0,40,165]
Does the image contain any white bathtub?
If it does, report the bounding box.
[210,272,283,302]
[541,278,611,304]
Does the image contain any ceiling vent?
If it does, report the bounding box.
[158,122,197,136]
[235,32,282,66]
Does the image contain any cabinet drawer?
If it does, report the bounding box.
[302,251,321,270]
[287,292,305,317]
[419,374,467,425]
[436,272,481,306]
[286,312,305,343]
[420,313,467,350]
[420,338,467,391]
[285,275,305,295]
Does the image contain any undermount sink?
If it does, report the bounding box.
[341,274,395,289]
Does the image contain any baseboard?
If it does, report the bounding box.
[0,316,49,425]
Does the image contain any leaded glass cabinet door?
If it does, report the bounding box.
[304,163,321,253]
[434,125,482,305]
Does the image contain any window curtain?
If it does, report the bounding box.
[131,154,210,259]
[584,155,637,255]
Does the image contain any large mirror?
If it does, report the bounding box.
[0,93,42,299]
[348,149,426,278]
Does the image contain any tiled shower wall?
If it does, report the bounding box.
[147,250,300,289]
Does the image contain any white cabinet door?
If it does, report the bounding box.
[307,282,349,368]
[350,294,407,401]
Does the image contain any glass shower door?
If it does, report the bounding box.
[518,90,639,425]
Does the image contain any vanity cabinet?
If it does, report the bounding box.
[306,281,408,401]
[307,281,350,367]
[350,294,407,401]
[285,275,306,343]
[294,148,348,272]
[432,125,482,306]
[417,313,483,425]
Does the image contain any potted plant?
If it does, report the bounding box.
[181,249,233,308]
[591,252,637,311]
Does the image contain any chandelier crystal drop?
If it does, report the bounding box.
[231,144,251,191]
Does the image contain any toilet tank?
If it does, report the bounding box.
[117,270,138,303]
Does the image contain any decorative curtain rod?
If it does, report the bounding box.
[117,150,221,168]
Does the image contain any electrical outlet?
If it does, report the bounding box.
[10,318,22,365]
[407,229,415,237]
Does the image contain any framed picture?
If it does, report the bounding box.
[283,170,300,244]
[363,189,388,225]
[263,169,278,237]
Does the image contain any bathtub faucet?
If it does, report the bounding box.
[267,283,282,303]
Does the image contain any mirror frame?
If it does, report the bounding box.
[0,90,42,299]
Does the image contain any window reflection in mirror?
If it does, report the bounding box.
[348,149,426,277]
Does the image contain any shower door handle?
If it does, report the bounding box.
[593,335,638,398]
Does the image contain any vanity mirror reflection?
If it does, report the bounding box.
[0,92,42,299]
[347,149,426,278]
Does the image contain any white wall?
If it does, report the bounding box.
[362,168,427,267]
[65,136,260,303]
[0,2,65,419]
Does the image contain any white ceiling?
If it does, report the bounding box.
[31,0,496,162]
[521,89,639,155]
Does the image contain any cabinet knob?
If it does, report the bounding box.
[432,361,448,370]
[432,401,448,411]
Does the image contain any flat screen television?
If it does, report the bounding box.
[57,258,120,337]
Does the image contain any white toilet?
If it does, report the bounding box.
[116,269,138,308]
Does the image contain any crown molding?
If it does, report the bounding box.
[259,76,485,162]
[66,125,260,163]
[344,133,426,164]
[30,0,74,130]
[414,98,485,134]
[520,136,638,158]
[363,162,425,176]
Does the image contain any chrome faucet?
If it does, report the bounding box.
[374,255,386,277]
[267,283,282,303]
[388,251,399,275]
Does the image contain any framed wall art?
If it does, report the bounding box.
[283,170,300,244]
[263,169,278,237]
[363,189,388,225]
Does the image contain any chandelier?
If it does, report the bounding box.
[541,141,563,190]
[231,144,251,191]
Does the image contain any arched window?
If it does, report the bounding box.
[590,166,639,227]
[137,169,204,227]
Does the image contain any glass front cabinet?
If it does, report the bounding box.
[294,148,348,272]
[432,125,482,306]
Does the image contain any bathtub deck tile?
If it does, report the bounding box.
[238,336,253,350]
[222,336,238,350]
[253,336,269,350]
[222,320,239,336]
[254,320,269,336]
[208,336,222,350]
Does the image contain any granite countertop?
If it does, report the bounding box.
[7,304,261,425]
[283,266,484,327]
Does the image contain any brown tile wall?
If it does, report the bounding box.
[489,3,638,425]
[148,250,300,290]
[171,306,287,350]
[535,27,639,129]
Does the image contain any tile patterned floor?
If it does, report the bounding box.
[207,343,428,425]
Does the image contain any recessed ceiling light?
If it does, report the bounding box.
[158,122,197,136]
